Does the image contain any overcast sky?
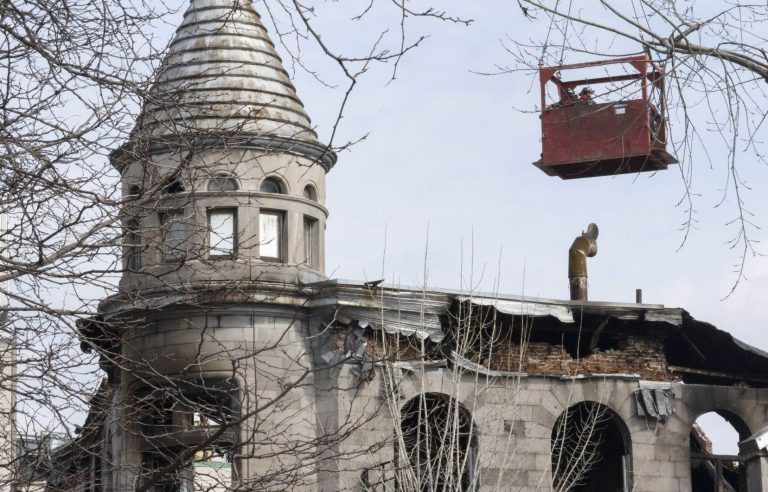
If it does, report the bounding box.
[267,2,768,346]
[157,0,768,453]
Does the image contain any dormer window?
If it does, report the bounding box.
[208,175,238,192]
[303,184,317,201]
[259,177,285,194]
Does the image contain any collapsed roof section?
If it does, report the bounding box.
[306,280,768,387]
[308,279,449,343]
[78,279,768,388]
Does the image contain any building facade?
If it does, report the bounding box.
[40,1,768,491]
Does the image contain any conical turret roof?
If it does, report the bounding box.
[134,0,319,146]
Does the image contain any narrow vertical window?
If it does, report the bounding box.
[125,217,142,270]
[303,216,319,269]
[160,211,187,262]
[208,209,237,257]
[259,211,283,261]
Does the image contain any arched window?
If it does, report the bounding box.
[134,381,238,491]
[127,185,141,197]
[208,175,238,192]
[303,184,317,201]
[551,402,631,492]
[259,177,285,194]
[398,393,477,491]
[691,411,749,491]
[163,179,185,194]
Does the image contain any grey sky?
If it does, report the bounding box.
[146,0,768,454]
[278,1,766,453]
[279,2,768,347]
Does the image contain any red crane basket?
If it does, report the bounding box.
[534,54,678,179]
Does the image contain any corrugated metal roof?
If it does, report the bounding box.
[306,279,684,343]
[133,0,318,144]
[335,306,445,342]
[459,296,574,323]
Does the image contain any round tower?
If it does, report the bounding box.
[100,1,336,489]
[114,0,335,292]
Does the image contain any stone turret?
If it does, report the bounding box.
[98,1,335,489]
[113,0,335,294]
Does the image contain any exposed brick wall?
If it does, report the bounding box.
[367,331,431,361]
[484,333,676,381]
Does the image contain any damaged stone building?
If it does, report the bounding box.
[39,0,768,491]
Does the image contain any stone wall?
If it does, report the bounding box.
[326,365,768,492]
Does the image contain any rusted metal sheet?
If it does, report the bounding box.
[542,100,651,165]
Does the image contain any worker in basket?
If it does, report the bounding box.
[547,87,577,109]
[649,102,663,143]
[578,87,595,104]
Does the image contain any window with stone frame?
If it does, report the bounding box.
[551,402,632,492]
[259,177,285,194]
[208,208,237,258]
[159,210,189,262]
[207,175,238,193]
[302,184,317,201]
[125,217,143,270]
[303,216,319,269]
[259,210,284,261]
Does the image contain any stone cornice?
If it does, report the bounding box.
[110,134,337,173]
